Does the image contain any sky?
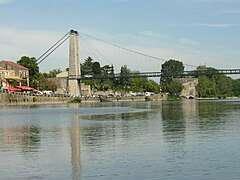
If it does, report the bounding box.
[0,0,240,73]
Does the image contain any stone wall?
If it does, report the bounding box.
[0,92,72,105]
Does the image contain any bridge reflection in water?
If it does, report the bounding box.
[69,116,82,180]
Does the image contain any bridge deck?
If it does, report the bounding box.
[68,69,240,80]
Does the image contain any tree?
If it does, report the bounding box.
[118,65,131,91]
[233,79,240,97]
[197,76,216,98]
[165,79,183,96]
[17,56,39,77]
[81,57,93,76]
[195,65,219,78]
[17,56,40,87]
[214,75,233,98]
[48,69,62,78]
[160,59,184,83]
[92,62,101,75]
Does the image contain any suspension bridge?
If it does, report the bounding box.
[36,29,240,96]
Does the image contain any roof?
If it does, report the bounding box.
[56,71,68,78]
[0,60,29,70]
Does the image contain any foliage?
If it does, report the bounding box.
[16,56,58,91]
[197,76,216,98]
[118,65,131,91]
[44,69,62,78]
[196,66,234,98]
[17,56,39,76]
[92,62,101,75]
[232,79,240,97]
[165,79,183,96]
[214,75,233,98]
[68,98,82,103]
[80,57,160,94]
[160,60,184,97]
[145,96,152,101]
[81,57,93,76]
[17,56,39,87]
[194,65,219,78]
[160,59,184,83]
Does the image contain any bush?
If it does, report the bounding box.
[145,96,152,101]
[68,98,82,103]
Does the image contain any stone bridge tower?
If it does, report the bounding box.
[68,30,81,96]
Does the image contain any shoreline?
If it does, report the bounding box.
[1,92,239,106]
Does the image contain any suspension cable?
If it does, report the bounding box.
[36,31,70,64]
[37,35,69,65]
[77,31,198,68]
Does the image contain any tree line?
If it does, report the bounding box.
[160,59,240,98]
[80,57,160,94]
[15,56,240,98]
[16,56,160,94]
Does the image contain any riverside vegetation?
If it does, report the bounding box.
[7,56,240,99]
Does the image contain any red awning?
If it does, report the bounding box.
[4,86,22,92]
[17,86,34,91]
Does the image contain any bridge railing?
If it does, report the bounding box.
[68,69,240,80]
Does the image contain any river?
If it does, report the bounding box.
[1,99,240,179]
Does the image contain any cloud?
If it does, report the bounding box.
[0,26,239,75]
[193,23,236,28]
[139,31,170,39]
[0,26,69,72]
[0,0,11,4]
[165,23,236,28]
[178,38,199,47]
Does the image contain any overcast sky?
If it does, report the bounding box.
[0,0,240,72]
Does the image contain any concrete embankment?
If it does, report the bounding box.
[0,92,73,106]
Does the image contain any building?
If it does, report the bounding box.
[0,60,29,87]
[177,78,198,99]
[50,71,92,96]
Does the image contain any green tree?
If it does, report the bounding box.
[47,69,62,78]
[195,65,219,78]
[118,65,131,91]
[92,62,101,75]
[165,79,183,96]
[17,56,39,77]
[233,79,240,97]
[197,76,216,98]
[17,56,40,87]
[160,59,184,83]
[214,75,233,98]
[81,57,93,76]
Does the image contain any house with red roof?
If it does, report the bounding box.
[0,60,29,87]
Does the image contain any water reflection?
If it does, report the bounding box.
[196,101,229,131]
[1,100,240,179]
[161,101,186,140]
[0,125,41,152]
[79,109,154,151]
[69,116,82,180]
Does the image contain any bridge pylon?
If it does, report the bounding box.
[68,30,81,96]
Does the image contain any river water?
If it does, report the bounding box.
[1,100,240,179]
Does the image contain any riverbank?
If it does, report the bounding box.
[0,92,166,106]
[0,92,72,106]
